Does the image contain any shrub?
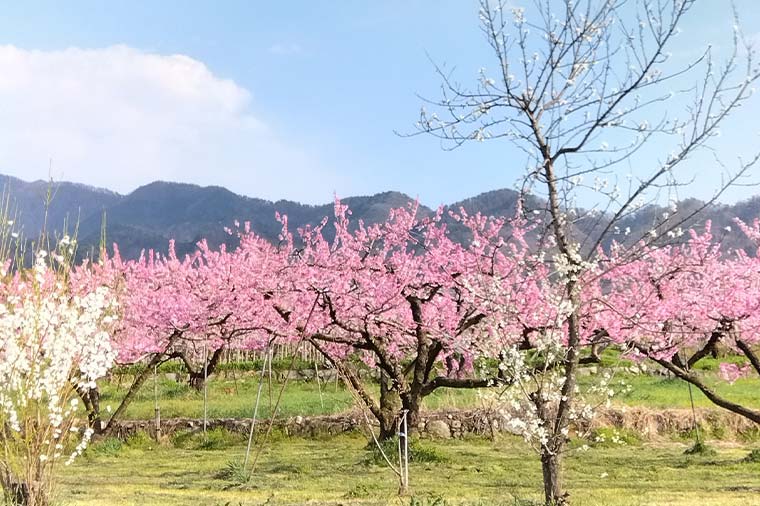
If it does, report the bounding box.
[684,441,717,456]
[125,431,155,450]
[408,496,447,506]
[196,428,244,450]
[215,459,251,484]
[86,437,124,457]
[172,427,243,450]
[345,483,375,498]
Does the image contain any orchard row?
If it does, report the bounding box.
[3,200,760,504]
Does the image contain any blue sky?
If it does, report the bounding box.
[0,1,758,206]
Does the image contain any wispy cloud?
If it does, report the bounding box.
[267,42,303,55]
[0,44,337,202]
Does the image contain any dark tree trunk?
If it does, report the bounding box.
[184,346,226,391]
[399,390,422,439]
[88,387,102,429]
[7,480,30,506]
[76,385,103,433]
[83,386,103,432]
[188,371,206,391]
[378,372,401,440]
[3,479,47,506]
[103,353,166,436]
[532,380,570,506]
[540,447,567,506]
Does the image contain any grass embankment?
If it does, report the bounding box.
[60,431,760,506]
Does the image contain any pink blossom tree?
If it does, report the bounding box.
[603,221,760,423]
[75,231,290,434]
[278,200,504,440]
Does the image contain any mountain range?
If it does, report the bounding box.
[2,174,759,260]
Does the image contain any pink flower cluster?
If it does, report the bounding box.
[80,203,760,383]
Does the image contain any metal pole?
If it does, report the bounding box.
[397,410,409,493]
[315,359,324,410]
[203,344,208,437]
[687,382,701,444]
[243,348,269,469]
[403,411,409,490]
[397,417,403,487]
[153,364,161,441]
[267,347,273,410]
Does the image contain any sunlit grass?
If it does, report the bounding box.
[602,373,760,409]
[59,433,760,506]
[98,366,759,420]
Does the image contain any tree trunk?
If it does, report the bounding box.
[6,480,31,506]
[2,478,47,506]
[185,346,226,391]
[76,385,103,433]
[86,387,103,431]
[399,390,422,439]
[532,383,570,506]
[188,371,206,391]
[378,372,401,440]
[540,447,567,506]
[103,354,164,436]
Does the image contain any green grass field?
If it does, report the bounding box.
[55,363,759,506]
[98,368,759,420]
[59,432,760,506]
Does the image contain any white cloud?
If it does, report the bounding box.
[267,43,303,55]
[0,44,336,202]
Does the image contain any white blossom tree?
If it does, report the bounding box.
[412,1,760,504]
[0,249,118,506]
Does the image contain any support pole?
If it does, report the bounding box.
[398,410,410,494]
[153,364,161,441]
[203,344,208,437]
[243,347,270,469]
[314,359,324,410]
[688,382,701,444]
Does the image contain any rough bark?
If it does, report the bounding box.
[540,449,567,506]
[102,352,168,436]
[378,372,401,440]
[532,386,569,506]
[1,474,47,506]
[182,345,226,391]
[736,339,760,377]
[76,385,103,431]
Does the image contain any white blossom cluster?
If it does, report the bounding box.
[553,242,596,282]
[492,346,628,454]
[0,253,117,472]
[494,360,570,451]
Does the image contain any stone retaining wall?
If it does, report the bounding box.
[109,409,508,440]
[108,406,758,441]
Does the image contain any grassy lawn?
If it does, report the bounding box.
[58,432,760,506]
[56,362,760,505]
[605,374,760,409]
[100,374,357,420]
[97,373,486,420]
[98,369,759,420]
